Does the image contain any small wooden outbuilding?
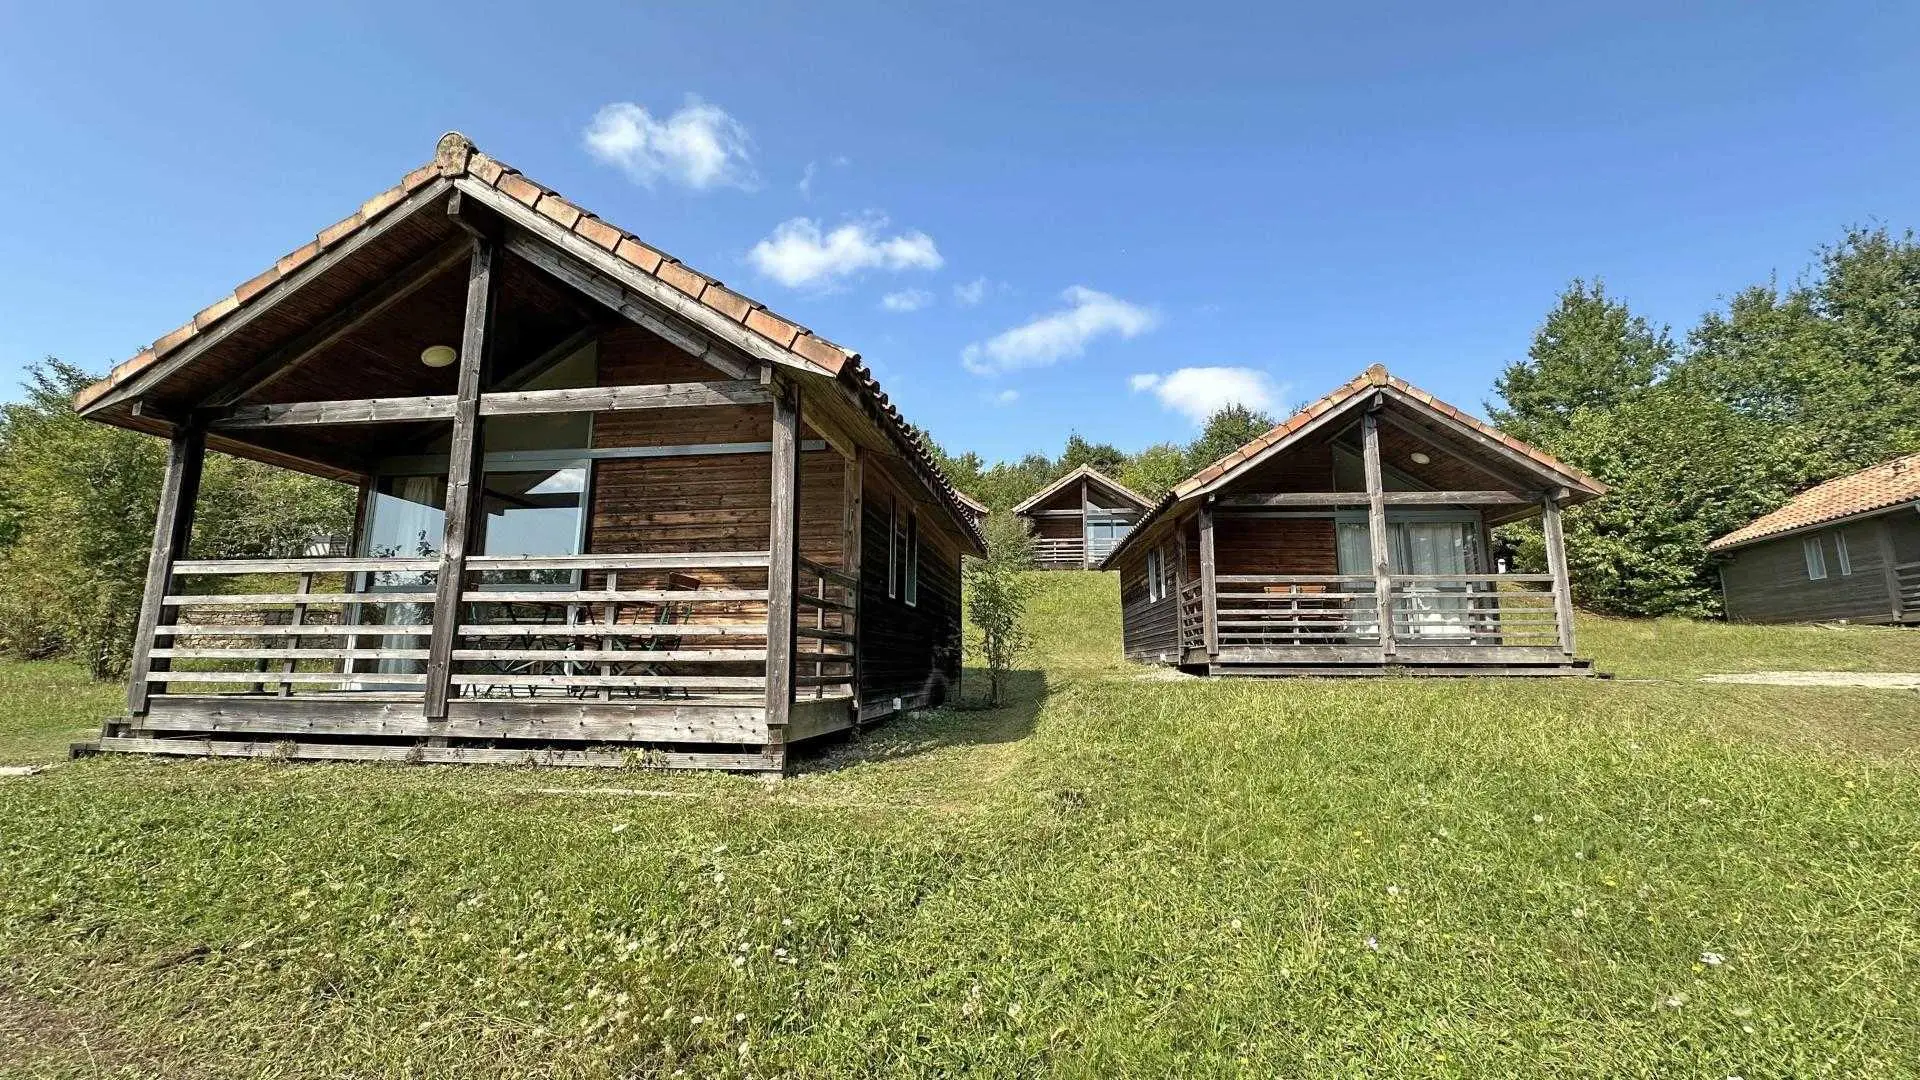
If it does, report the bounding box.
[1708,453,1920,625]
[1010,466,1152,569]
[1102,366,1607,676]
[73,133,983,771]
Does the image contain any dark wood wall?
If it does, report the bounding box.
[1722,516,1908,624]
[857,469,963,708]
[1117,544,1179,662]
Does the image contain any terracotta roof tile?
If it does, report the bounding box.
[653,260,707,299]
[613,237,664,274]
[700,283,753,323]
[276,241,319,276]
[233,266,280,305]
[359,185,405,222]
[466,151,506,186]
[496,172,542,207]
[534,193,583,230]
[744,307,800,347]
[790,333,848,374]
[316,213,363,249]
[402,164,439,191]
[151,323,195,355]
[1708,453,1920,551]
[574,215,622,252]
[192,294,238,330]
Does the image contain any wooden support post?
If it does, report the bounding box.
[126,422,207,716]
[1877,518,1906,623]
[424,239,498,720]
[1081,477,1094,569]
[846,448,865,725]
[1361,408,1396,659]
[1198,501,1219,658]
[1541,494,1576,656]
[765,379,800,732]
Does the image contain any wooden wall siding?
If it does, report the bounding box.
[1118,546,1179,662]
[1026,483,1087,514]
[1034,515,1082,540]
[1728,515,1904,622]
[1233,438,1338,493]
[1891,513,1920,565]
[1721,520,1895,623]
[1216,518,1338,576]
[857,475,962,708]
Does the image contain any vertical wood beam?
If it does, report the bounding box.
[1198,502,1219,658]
[1362,408,1396,659]
[1875,517,1905,623]
[126,423,206,716]
[1541,494,1577,655]
[423,240,497,720]
[1081,477,1094,568]
[765,379,800,731]
[845,446,865,721]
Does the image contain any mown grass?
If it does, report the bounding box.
[1,576,1917,1077]
[0,660,119,765]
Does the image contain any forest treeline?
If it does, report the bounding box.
[1,226,1915,675]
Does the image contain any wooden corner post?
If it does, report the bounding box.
[765,378,800,731]
[1198,500,1219,658]
[1541,493,1576,656]
[1361,406,1396,660]
[126,421,207,716]
[423,236,498,720]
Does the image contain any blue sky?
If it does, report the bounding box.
[2,1,1917,462]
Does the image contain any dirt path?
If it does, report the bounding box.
[1700,671,1920,689]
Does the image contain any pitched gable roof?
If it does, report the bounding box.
[72,132,983,554]
[1009,465,1153,516]
[1707,452,1920,552]
[1101,364,1607,568]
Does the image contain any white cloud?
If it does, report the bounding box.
[747,217,943,288]
[953,277,992,306]
[960,286,1157,375]
[1130,367,1284,425]
[798,161,817,197]
[583,97,755,190]
[881,288,934,312]
[993,388,1020,405]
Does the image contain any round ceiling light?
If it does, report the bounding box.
[1409,451,1432,465]
[420,345,458,368]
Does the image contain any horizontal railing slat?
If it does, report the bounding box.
[451,648,767,663]
[172,557,437,574]
[147,671,428,684]
[165,592,436,606]
[451,674,767,689]
[460,589,766,604]
[466,552,770,570]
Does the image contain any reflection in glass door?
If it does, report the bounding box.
[1336,518,1478,640]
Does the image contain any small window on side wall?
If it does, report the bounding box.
[1835,532,1853,576]
[1803,536,1827,580]
[1146,547,1165,602]
[905,512,920,607]
[886,495,899,600]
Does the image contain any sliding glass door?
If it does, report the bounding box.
[1335,516,1480,640]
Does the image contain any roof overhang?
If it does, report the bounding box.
[1010,465,1153,516]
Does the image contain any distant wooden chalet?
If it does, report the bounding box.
[1708,453,1920,625]
[952,489,990,532]
[74,132,984,772]
[1101,366,1607,676]
[1011,466,1152,569]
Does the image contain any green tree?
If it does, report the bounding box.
[1059,433,1127,477]
[963,514,1034,707]
[1119,442,1188,501]
[1490,279,1673,448]
[0,359,356,675]
[1184,404,1275,474]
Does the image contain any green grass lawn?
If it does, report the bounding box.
[2,575,1918,1076]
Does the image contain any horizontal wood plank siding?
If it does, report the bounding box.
[857,474,962,708]
[1721,519,1900,623]
[1117,545,1178,663]
[1217,518,1337,576]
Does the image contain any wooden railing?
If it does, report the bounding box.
[1388,574,1562,649]
[451,552,773,701]
[1031,536,1085,568]
[151,556,439,696]
[794,557,858,700]
[1213,575,1382,647]
[1896,561,1920,614]
[1178,580,1205,649]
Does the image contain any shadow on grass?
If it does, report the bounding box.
[796,668,1049,772]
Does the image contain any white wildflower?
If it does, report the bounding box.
[1364,936,1379,951]
[1663,993,1687,1009]
[1386,885,1400,897]
[1700,951,1726,967]
[1531,814,1545,824]
[611,822,628,833]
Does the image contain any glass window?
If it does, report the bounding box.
[476,466,588,587]
[1803,537,1828,580]
[887,496,899,599]
[1835,532,1853,576]
[1146,547,1165,602]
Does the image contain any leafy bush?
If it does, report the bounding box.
[963,515,1035,706]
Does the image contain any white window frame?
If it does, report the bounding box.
[1835,532,1853,576]
[1803,536,1828,581]
[1145,547,1165,603]
[886,495,899,600]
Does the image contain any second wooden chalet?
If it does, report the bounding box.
[1011,466,1153,569]
[1101,366,1607,675]
[72,132,983,772]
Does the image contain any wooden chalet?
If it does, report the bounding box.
[1708,452,1920,625]
[73,132,984,772]
[1102,366,1607,676]
[1011,466,1152,569]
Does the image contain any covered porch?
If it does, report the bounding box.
[1111,366,1604,675]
